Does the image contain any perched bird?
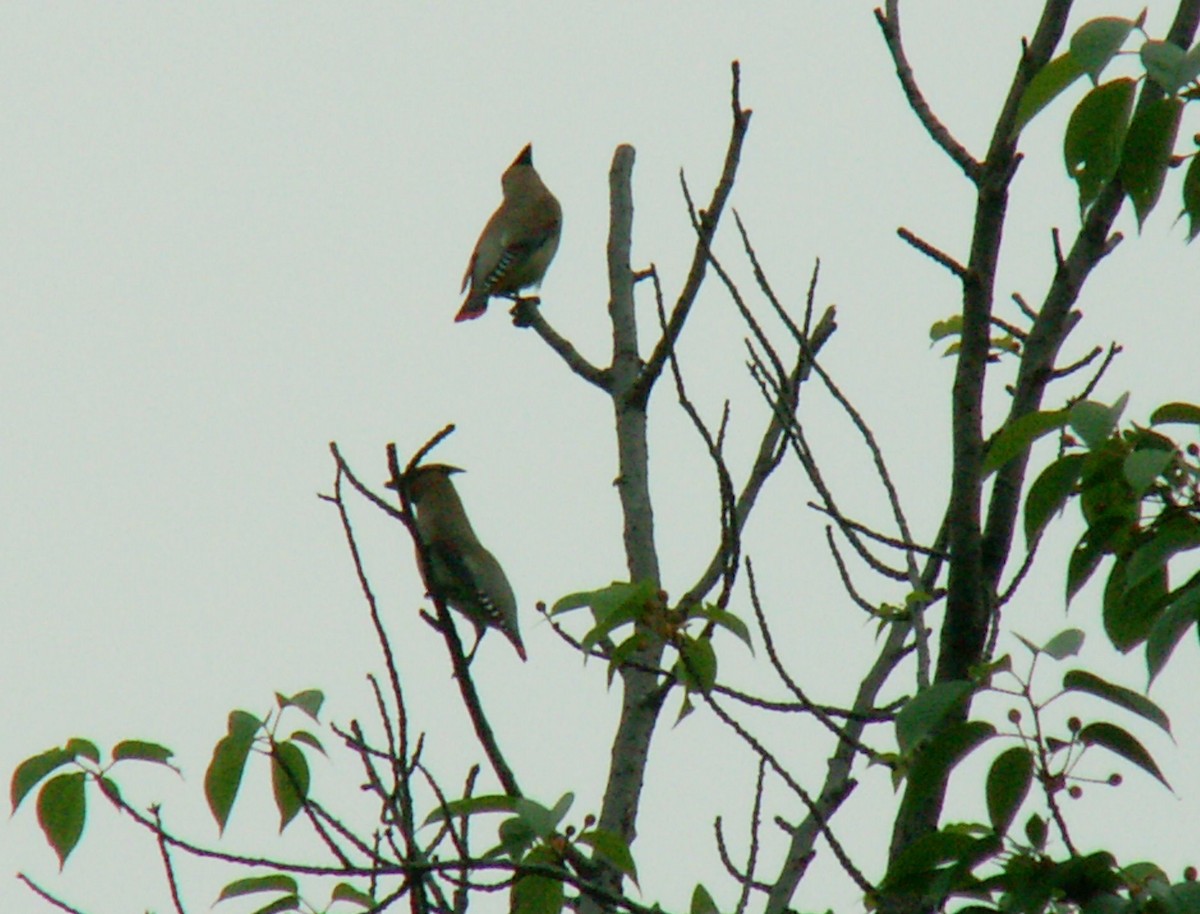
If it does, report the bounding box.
[401,463,526,661]
[457,143,562,322]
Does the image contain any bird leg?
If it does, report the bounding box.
[463,626,485,665]
[509,295,542,327]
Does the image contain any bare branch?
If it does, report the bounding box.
[1046,343,1102,381]
[402,425,457,477]
[151,805,186,914]
[807,502,948,559]
[683,298,838,609]
[16,875,88,914]
[747,353,907,582]
[874,2,980,181]
[652,265,741,609]
[512,297,611,390]
[700,688,873,896]
[746,559,893,762]
[824,526,889,617]
[990,314,1027,341]
[896,226,967,278]
[636,61,753,403]
[1011,291,1037,321]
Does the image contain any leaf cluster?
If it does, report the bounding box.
[1015,13,1200,234]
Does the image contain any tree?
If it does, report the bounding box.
[11,4,1200,913]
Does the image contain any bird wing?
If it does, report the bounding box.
[424,539,508,628]
[478,220,560,293]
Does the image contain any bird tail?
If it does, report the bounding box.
[455,294,488,322]
[508,632,528,662]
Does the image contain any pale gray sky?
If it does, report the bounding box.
[3,3,1198,913]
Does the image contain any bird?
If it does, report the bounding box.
[400,463,526,661]
[457,143,562,322]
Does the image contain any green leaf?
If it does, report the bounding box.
[271,740,310,831]
[228,710,263,741]
[1079,446,1137,531]
[205,731,255,833]
[1063,670,1171,734]
[98,777,121,805]
[498,814,538,862]
[986,746,1034,835]
[1104,558,1166,651]
[1054,852,1123,904]
[1025,812,1047,849]
[1184,156,1200,242]
[422,793,520,827]
[696,606,754,651]
[111,740,176,768]
[276,689,324,721]
[247,897,300,914]
[929,314,962,343]
[514,794,571,839]
[288,730,326,756]
[1147,575,1200,682]
[331,883,377,908]
[1119,98,1184,227]
[1150,401,1200,426]
[674,635,717,696]
[1069,397,1127,450]
[1079,721,1171,789]
[1142,40,1186,92]
[1126,513,1200,589]
[906,721,996,802]
[896,681,974,755]
[549,792,574,827]
[1068,519,1125,604]
[1025,453,1086,546]
[1041,628,1086,659]
[511,845,564,914]
[581,602,643,653]
[64,739,100,765]
[551,579,656,616]
[1070,17,1138,80]
[1123,449,1175,496]
[882,827,1000,895]
[577,829,639,886]
[674,694,696,726]
[691,884,721,914]
[36,772,86,868]
[983,409,1067,474]
[1176,42,1200,90]
[1013,52,1086,136]
[217,874,299,902]
[1064,79,1136,212]
[11,747,74,813]
[606,632,650,685]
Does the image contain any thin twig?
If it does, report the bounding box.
[824,527,888,616]
[17,873,89,914]
[807,502,948,558]
[652,264,741,609]
[746,560,893,763]
[151,806,187,914]
[403,424,458,477]
[874,2,980,181]
[1047,344,1103,381]
[896,227,968,277]
[636,60,753,403]
[700,688,873,896]
[747,353,907,581]
[329,449,423,875]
